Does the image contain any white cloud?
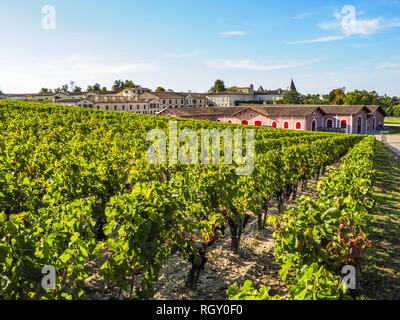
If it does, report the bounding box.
[385,18,400,28]
[286,36,345,45]
[318,16,381,36]
[376,62,400,69]
[219,31,246,36]
[0,54,157,92]
[204,58,322,71]
[343,18,381,36]
[289,7,400,45]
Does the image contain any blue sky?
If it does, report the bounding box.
[0,0,399,95]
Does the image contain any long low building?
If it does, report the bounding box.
[157,105,386,134]
[74,96,159,114]
[51,90,212,115]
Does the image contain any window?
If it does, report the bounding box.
[255,121,262,127]
[272,121,278,128]
[341,120,347,129]
[296,122,302,130]
[284,122,289,129]
[326,119,333,128]
[242,120,248,125]
[228,120,232,124]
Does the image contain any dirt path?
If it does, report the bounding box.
[81,171,331,300]
[358,142,400,299]
[151,173,328,300]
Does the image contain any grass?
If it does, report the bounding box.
[385,119,400,124]
[387,126,400,135]
[381,124,400,135]
[358,141,400,299]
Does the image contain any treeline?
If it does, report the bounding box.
[38,80,177,96]
[39,79,143,95]
[278,88,400,117]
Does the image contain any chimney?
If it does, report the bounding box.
[249,84,254,94]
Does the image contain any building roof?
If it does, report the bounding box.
[53,98,81,103]
[288,79,297,92]
[81,96,153,103]
[207,92,254,96]
[179,93,209,99]
[123,87,151,91]
[159,106,248,117]
[34,93,60,97]
[5,93,36,97]
[159,106,317,118]
[254,89,284,95]
[318,105,373,115]
[67,92,88,96]
[86,90,121,95]
[144,92,186,99]
[241,105,319,117]
[158,104,384,119]
[365,105,387,116]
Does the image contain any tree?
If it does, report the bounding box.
[343,90,379,105]
[278,90,304,104]
[302,94,329,105]
[69,81,76,92]
[167,89,174,92]
[39,88,53,94]
[61,84,69,93]
[112,79,139,91]
[123,80,137,88]
[112,80,124,91]
[226,86,238,92]
[155,87,166,92]
[393,105,400,117]
[210,80,226,93]
[73,86,82,93]
[327,88,346,105]
[102,86,107,92]
[87,83,101,92]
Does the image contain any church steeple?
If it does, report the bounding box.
[288,79,297,92]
